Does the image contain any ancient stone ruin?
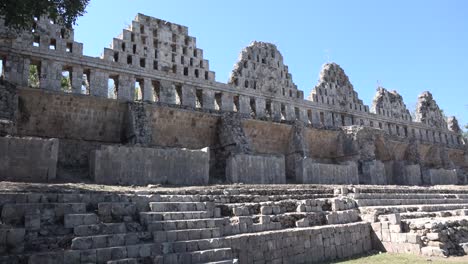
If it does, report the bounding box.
[0,13,468,264]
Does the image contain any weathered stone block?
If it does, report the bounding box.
[91,145,209,185]
[226,154,285,184]
[295,158,358,184]
[0,136,58,182]
[423,168,458,185]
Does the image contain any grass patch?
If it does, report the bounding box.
[332,252,468,264]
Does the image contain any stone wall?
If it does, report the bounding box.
[91,145,210,185]
[0,12,463,153]
[422,168,458,185]
[225,154,286,184]
[360,160,387,185]
[16,88,125,143]
[295,159,359,184]
[0,136,58,182]
[225,222,372,263]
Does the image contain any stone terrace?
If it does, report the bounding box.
[1,183,468,263]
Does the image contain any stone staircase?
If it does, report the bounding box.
[0,185,377,263]
[0,192,238,264]
[353,186,468,257]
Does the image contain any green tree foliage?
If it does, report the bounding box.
[0,0,90,30]
[28,65,39,88]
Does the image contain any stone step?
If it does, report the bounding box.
[147,218,228,232]
[149,202,212,212]
[159,195,202,202]
[351,193,468,200]
[359,204,468,216]
[159,247,233,264]
[154,228,221,243]
[356,198,468,207]
[74,223,127,236]
[71,232,152,250]
[142,211,212,221]
[62,242,163,263]
[208,194,333,204]
[98,203,137,218]
[65,213,99,228]
[1,203,86,225]
[161,238,225,254]
[354,187,468,195]
[381,209,468,221]
[107,258,138,264]
[201,259,238,264]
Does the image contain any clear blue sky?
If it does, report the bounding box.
[74,0,468,127]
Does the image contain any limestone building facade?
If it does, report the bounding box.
[0,13,466,186]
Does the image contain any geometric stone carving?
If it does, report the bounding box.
[228,41,302,99]
[415,91,447,128]
[372,87,411,121]
[309,63,368,112]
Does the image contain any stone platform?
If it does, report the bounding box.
[1,182,468,263]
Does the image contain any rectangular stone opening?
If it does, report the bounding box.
[250,98,256,118]
[341,114,345,126]
[134,78,143,101]
[351,116,355,125]
[193,49,198,57]
[28,61,41,88]
[113,52,119,62]
[0,56,4,79]
[195,89,203,108]
[280,104,286,120]
[61,67,72,93]
[133,44,137,54]
[171,54,176,63]
[66,42,73,53]
[152,80,160,102]
[214,92,222,111]
[121,42,126,51]
[294,107,300,120]
[320,112,325,125]
[265,100,272,118]
[370,120,373,127]
[108,75,119,99]
[33,35,40,47]
[153,61,158,70]
[388,124,392,134]
[307,109,312,124]
[172,65,177,74]
[204,71,209,80]
[127,55,132,65]
[139,58,145,68]
[183,67,188,76]
[175,84,182,105]
[194,69,199,78]
[379,122,382,129]
[49,39,56,50]
[180,56,185,64]
[331,113,335,126]
[82,69,90,95]
[233,95,240,112]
